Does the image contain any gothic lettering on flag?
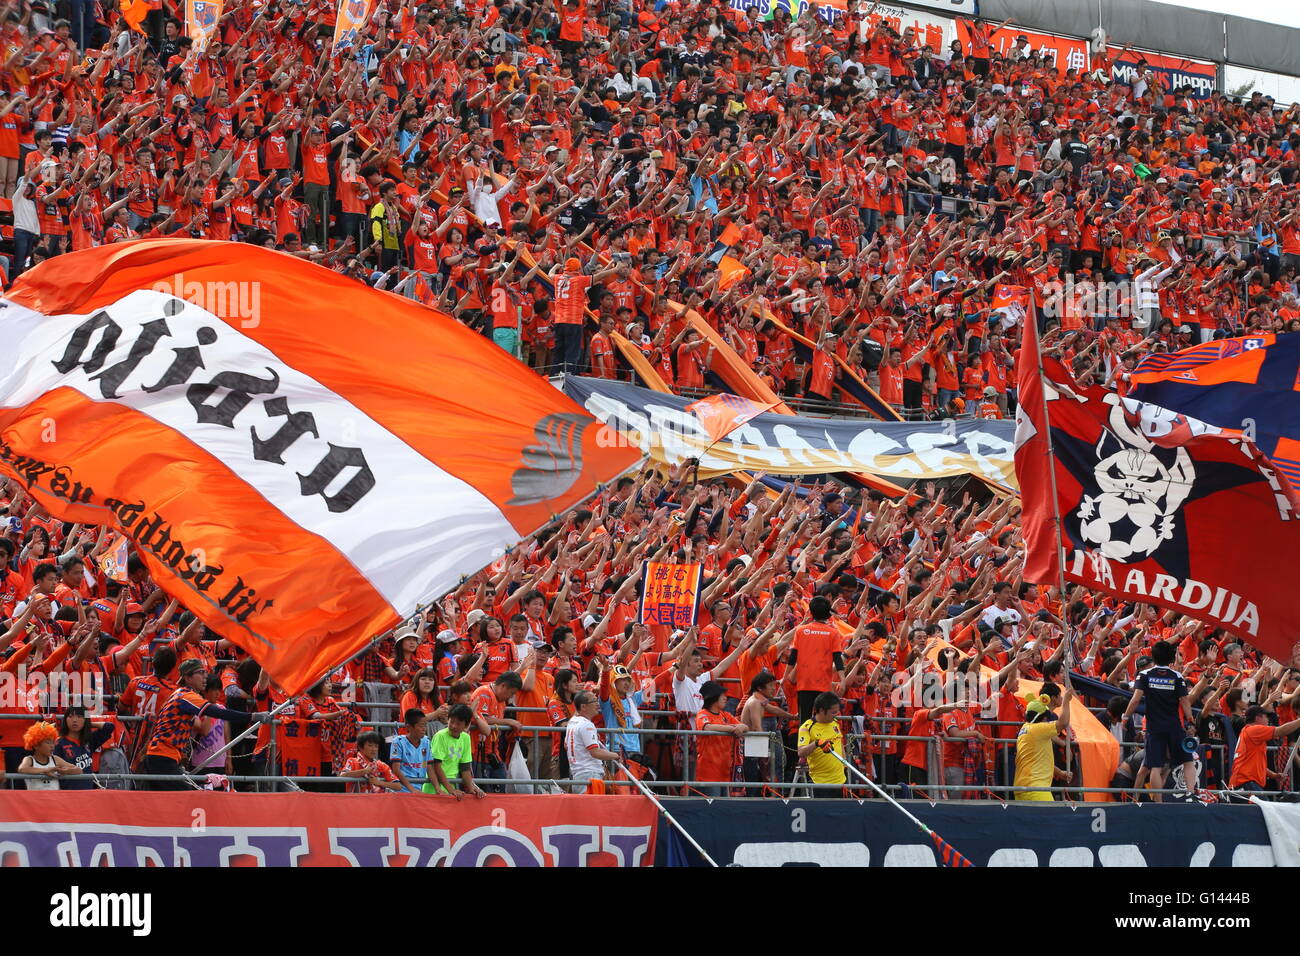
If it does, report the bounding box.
[0,239,639,694]
[1015,312,1300,664]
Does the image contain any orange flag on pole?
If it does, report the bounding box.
[685,393,777,445]
[0,239,640,694]
[122,0,150,33]
[184,0,223,54]
[333,0,376,49]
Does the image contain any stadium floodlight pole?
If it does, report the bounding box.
[1027,301,1076,780]
[829,750,974,866]
[615,760,719,868]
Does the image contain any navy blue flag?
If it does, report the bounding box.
[1127,332,1300,486]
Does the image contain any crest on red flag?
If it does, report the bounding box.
[1015,311,1300,663]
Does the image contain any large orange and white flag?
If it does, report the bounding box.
[0,239,639,693]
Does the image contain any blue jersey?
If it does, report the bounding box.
[388,734,431,786]
[599,691,645,756]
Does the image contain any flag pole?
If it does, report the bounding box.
[1026,303,1076,782]
[615,760,719,867]
[1026,303,1072,625]
[829,750,974,866]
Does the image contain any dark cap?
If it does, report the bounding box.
[179,659,205,677]
[700,681,726,705]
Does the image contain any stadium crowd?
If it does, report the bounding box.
[1,0,1299,801]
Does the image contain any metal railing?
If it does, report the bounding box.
[7,702,1295,799]
[4,770,1284,801]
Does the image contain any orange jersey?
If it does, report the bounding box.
[790,622,842,693]
[552,272,592,325]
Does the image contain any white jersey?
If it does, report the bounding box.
[565,714,605,778]
[672,669,714,715]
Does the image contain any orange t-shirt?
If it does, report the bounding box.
[694,707,739,782]
[470,683,504,756]
[553,272,592,325]
[515,668,554,730]
[1229,723,1274,788]
[790,621,842,693]
[301,141,331,186]
[590,331,616,378]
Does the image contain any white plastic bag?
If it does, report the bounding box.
[506,742,534,794]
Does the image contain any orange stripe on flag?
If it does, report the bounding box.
[0,390,398,681]
[611,331,673,393]
[679,309,793,414]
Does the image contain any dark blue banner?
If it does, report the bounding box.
[654,800,1276,866]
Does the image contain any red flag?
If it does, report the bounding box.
[1015,313,1300,664]
[685,393,777,445]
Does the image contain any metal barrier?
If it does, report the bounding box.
[7,702,1295,801]
[6,770,1291,801]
